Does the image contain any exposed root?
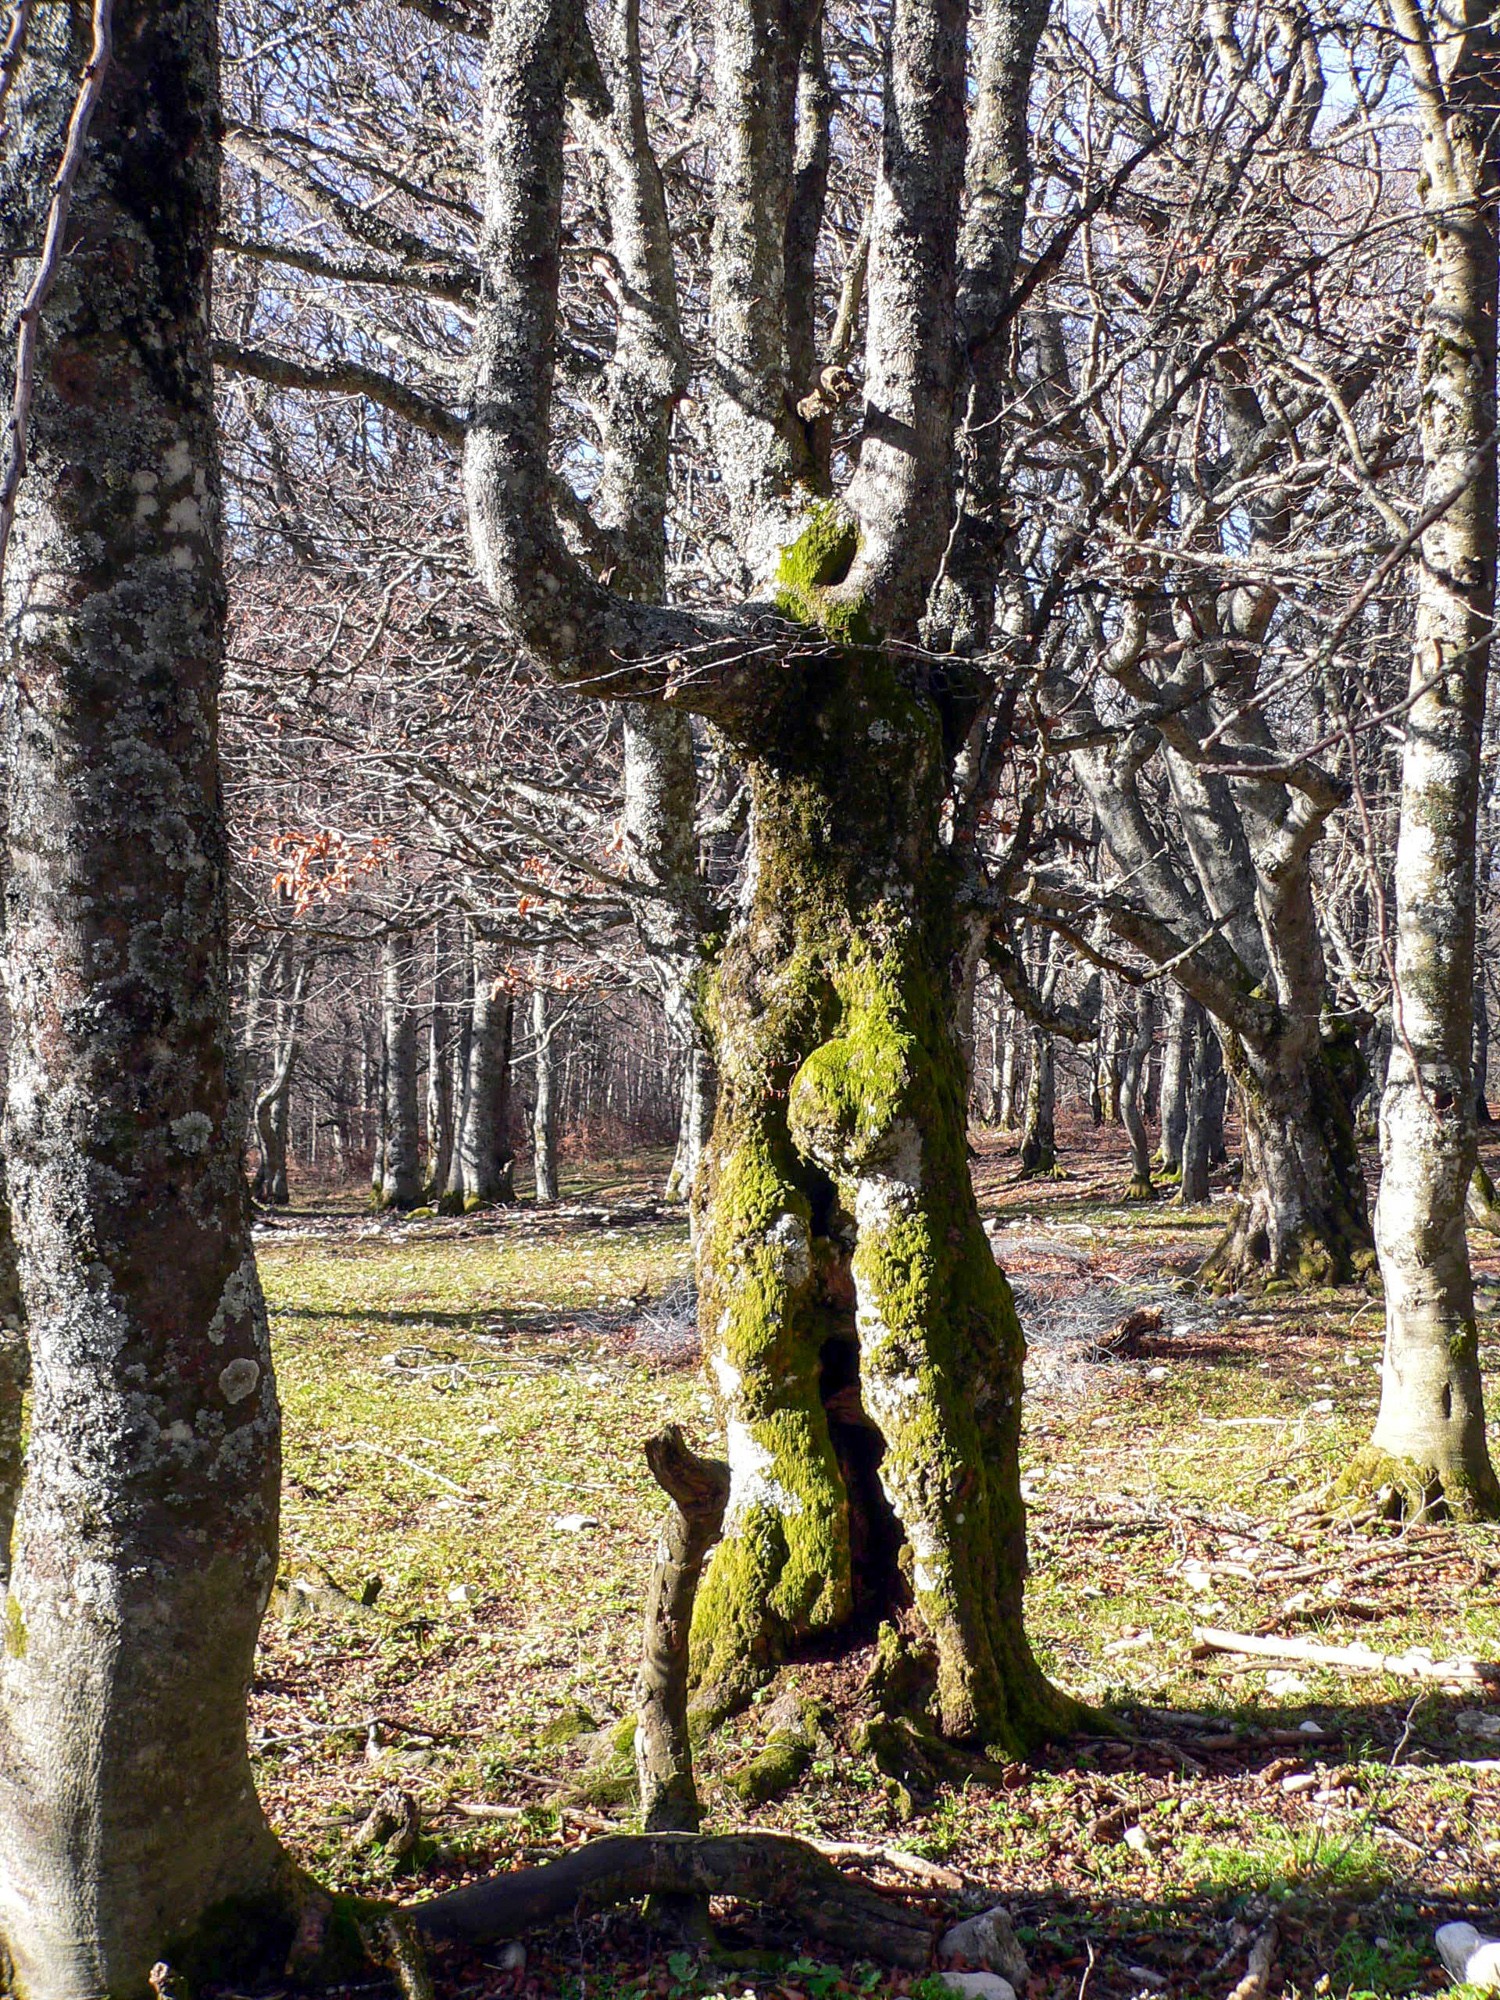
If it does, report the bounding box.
[408,1832,935,1968]
[1326,1445,1500,1525]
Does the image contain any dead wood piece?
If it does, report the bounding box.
[636,1425,729,1834]
[797,1836,967,1894]
[354,1785,421,1858]
[1193,1625,1498,1686]
[1099,1305,1166,1355]
[1226,1922,1277,2000]
[408,1831,935,1967]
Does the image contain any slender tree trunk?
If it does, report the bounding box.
[450,941,515,1210]
[1475,973,1492,1123]
[691,663,1075,1753]
[375,933,422,1210]
[1350,0,1500,1516]
[441,925,476,1211]
[252,960,308,1208]
[0,5,287,1982]
[1178,1013,1213,1206]
[426,928,454,1198]
[532,975,559,1204]
[0,1169,24,1597]
[1017,1032,1056,1176]
[666,1025,717,1207]
[998,1009,1020,1129]
[1120,993,1156,1201]
[1156,987,1192,1176]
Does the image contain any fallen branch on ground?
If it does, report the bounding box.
[1193,1626,1498,1685]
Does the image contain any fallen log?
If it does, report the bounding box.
[407,1831,935,1967]
[1193,1626,1499,1686]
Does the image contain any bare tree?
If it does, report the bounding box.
[1346,0,1500,1518]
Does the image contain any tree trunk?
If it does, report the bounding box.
[0,1169,24,1597]
[1199,1023,1371,1290]
[666,1025,717,1208]
[1475,973,1492,1124]
[1349,0,1500,1518]
[690,661,1075,1753]
[375,933,422,1210]
[441,925,476,1211]
[1178,1013,1213,1207]
[1156,987,1192,1177]
[252,959,308,1208]
[1120,993,1156,1201]
[446,940,515,1211]
[532,977,559,1205]
[0,5,287,1983]
[998,1010,1020,1129]
[1018,1033,1056,1176]
[426,931,454,1199]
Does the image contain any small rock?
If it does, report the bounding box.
[1144,1366,1169,1383]
[937,1906,1029,1985]
[1437,1921,1500,1991]
[938,1975,1016,2000]
[447,1584,471,1605]
[1264,1670,1309,1697]
[495,1942,527,1974]
[1456,1710,1500,1742]
[550,1513,601,1533]
[1297,1719,1325,1736]
[1122,1824,1151,1853]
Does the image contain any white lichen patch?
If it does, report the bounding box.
[764,1210,811,1288]
[170,1112,212,1153]
[217,1358,260,1406]
[206,1253,259,1348]
[724,1418,804,1529]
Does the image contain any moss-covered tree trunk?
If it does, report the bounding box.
[1199,1021,1372,1290]
[0,1173,24,1596]
[691,650,1074,1753]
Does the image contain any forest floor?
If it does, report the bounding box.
[249,1114,1500,2000]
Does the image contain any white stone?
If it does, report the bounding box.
[938,1975,1016,2000]
[550,1513,600,1533]
[1436,1922,1500,1990]
[937,1906,1029,1985]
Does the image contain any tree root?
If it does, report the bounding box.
[1326,1445,1500,1525]
[407,1832,935,1967]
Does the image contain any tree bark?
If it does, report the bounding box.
[1157,987,1193,1176]
[691,664,1076,1752]
[1475,973,1492,1123]
[1120,992,1156,1201]
[447,940,515,1210]
[0,4,287,1984]
[997,1007,1020,1128]
[1178,1013,1213,1207]
[635,1427,729,1833]
[1350,0,1500,1517]
[375,933,423,1210]
[531,975,559,1205]
[0,1167,24,1597]
[253,956,308,1207]
[426,929,454,1199]
[1199,1023,1370,1290]
[1018,1033,1056,1176]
